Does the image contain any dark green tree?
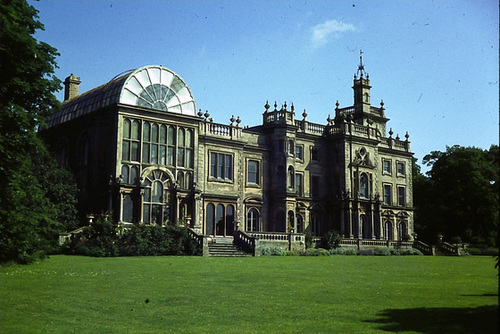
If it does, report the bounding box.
[0,0,77,263]
[414,145,499,246]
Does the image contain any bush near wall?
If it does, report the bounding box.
[61,215,200,257]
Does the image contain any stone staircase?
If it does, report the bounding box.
[208,237,252,257]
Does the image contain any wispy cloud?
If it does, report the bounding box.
[311,20,356,47]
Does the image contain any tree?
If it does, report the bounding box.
[414,145,499,246]
[0,0,77,263]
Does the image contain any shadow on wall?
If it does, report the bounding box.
[366,305,498,334]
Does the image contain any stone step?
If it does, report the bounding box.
[208,243,251,257]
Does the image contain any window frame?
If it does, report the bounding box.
[383,183,392,205]
[295,144,304,161]
[247,159,260,186]
[209,152,234,182]
[396,161,406,177]
[382,159,392,175]
[397,185,406,207]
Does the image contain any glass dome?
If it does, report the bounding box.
[47,65,196,128]
[120,66,196,115]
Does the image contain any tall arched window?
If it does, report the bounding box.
[177,128,185,167]
[398,222,407,240]
[296,214,304,233]
[360,173,368,198]
[226,205,235,235]
[384,221,393,240]
[247,208,259,232]
[216,204,225,236]
[143,170,172,225]
[206,203,215,235]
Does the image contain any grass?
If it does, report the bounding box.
[1,255,497,333]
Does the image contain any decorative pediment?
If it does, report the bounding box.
[351,147,375,168]
[382,210,395,217]
[244,196,263,204]
[396,211,410,218]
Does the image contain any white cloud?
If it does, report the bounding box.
[311,20,356,47]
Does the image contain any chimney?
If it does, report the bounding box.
[64,73,81,101]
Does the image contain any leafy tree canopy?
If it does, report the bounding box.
[414,145,499,246]
[0,0,77,264]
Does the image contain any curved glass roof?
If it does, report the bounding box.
[47,65,196,128]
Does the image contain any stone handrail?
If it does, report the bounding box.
[413,240,435,255]
[234,230,259,256]
[203,122,242,139]
[340,239,413,249]
[249,231,289,241]
[307,123,325,134]
[439,241,461,256]
[188,228,209,256]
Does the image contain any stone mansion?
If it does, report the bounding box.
[42,58,414,244]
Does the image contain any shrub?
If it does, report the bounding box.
[303,248,330,256]
[284,250,301,256]
[373,247,393,256]
[260,246,286,256]
[399,248,424,256]
[320,231,342,250]
[329,247,357,255]
[62,218,200,257]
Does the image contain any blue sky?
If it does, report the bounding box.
[31,0,498,167]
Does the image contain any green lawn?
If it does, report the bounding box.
[1,255,497,333]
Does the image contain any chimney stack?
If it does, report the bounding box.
[64,73,81,101]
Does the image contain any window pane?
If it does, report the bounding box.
[152,181,163,203]
[177,148,185,167]
[225,155,232,180]
[144,187,151,202]
[186,149,193,168]
[167,126,175,144]
[152,124,159,143]
[159,145,166,165]
[210,153,216,177]
[178,128,185,147]
[160,125,166,144]
[248,160,258,184]
[132,120,140,140]
[122,141,130,161]
[123,119,131,139]
[121,165,129,184]
[130,166,138,184]
[186,129,193,147]
[151,144,158,164]
[143,122,150,141]
[217,154,223,178]
[143,204,150,224]
[142,143,149,163]
[167,147,174,165]
[131,142,139,161]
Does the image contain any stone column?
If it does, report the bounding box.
[370,203,375,240]
[119,189,125,224]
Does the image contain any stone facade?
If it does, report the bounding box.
[42,60,414,242]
